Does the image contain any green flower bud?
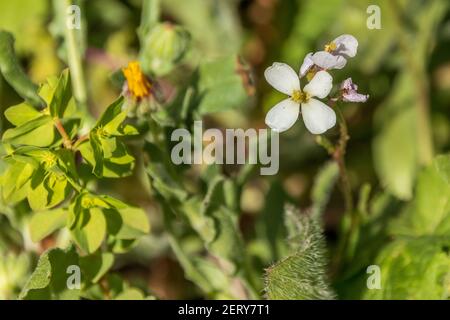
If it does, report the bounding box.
[140,22,190,76]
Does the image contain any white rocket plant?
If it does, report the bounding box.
[264,34,368,134]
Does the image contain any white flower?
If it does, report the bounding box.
[310,34,358,71]
[264,62,336,134]
[299,53,314,78]
[340,78,369,102]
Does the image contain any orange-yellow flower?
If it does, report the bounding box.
[122,61,152,100]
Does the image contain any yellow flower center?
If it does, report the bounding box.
[291,90,309,103]
[81,197,95,209]
[96,126,108,138]
[324,41,337,53]
[41,151,57,168]
[122,61,152,100]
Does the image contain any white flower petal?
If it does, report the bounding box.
[340,78,357,91]
[301,98,336,134]
[333,34,358,58]
[264,62,300,95]
[311,51,347,70]
[343,92,369,103]
[299,52,314,78]
[303,70,333,99]
[265,98,300,132]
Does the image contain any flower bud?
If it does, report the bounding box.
[140,22,190,76]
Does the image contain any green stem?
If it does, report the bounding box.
[389,0,434,165]
[63,0,88,115]
[73,134,89,150]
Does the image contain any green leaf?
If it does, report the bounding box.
[256,181,289,262]
[79,140,135,178]
[391,155,450,236]
[374,107,417,200]
[49,69,71,118]
[311,162,339,219]
[105,206,150,240]
[2,115,55,147]
[195,55,253,115]
[4,102,42,126]
[79,252,114,283]
[207,206,244,272]
[94,96,126,134]
[182,197,215,243]
[28,172,69,211]
[145,142,187,201]
[29,208,67,242]
[1,160,34,203]
[89,131,104,178]
[115,288,145,300]
[70,207,107,254]
[362,236,450,299]
[19,246,80,300]
[0,31,46,108]
[264,205,335,300]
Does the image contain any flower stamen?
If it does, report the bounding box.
[291,90,309,103]
[324,42,337,53]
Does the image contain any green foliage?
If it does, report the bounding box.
[79,97,137,178]
[0,30,46,108]
[19,246,80,300]
[265,205,335,300]
[362,236,450,299]
[373,0,448,199]
[29,208,67,242]
[311,162,339,219]
[140,22,191,76]
[339,156,450,299]
[2,0,450,302]
[194,55,253,115]
[1,69,149,299]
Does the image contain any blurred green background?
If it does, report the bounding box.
[1,0,450,299]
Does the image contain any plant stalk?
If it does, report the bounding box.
[63,0,88,115]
